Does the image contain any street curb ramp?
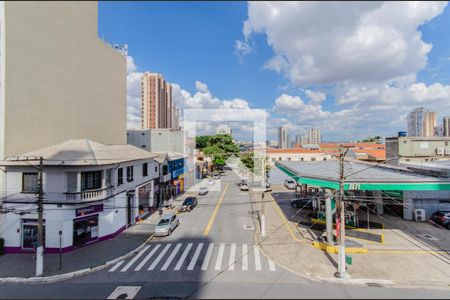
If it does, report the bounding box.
[0,234,155,284]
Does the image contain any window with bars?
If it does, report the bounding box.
[127,166,134,182]
[22,173,38,193]
[81,171,102,191]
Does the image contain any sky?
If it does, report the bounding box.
[99,1,450,142]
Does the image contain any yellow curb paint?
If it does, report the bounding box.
[367,249,450,254]
[203,183,229,236]
[271,199,302,242]
[312,241,368,254]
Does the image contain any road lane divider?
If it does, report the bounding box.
[203,183,229,236]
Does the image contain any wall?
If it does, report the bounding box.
[267,152,332,166]
[403,190,450,220]
[127,130,151,151]
[1,1,126,159]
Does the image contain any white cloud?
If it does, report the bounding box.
[241,1,447,86]
[195,81,209,93]
[305,89,326,104]
[234,40,254,63]
[126,55,143,129]
[126,56,137,73]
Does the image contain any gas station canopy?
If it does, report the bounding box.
[276,160,450,191]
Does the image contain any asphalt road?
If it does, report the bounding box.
[0,169,449,299]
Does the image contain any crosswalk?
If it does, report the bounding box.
[109,242,277,273]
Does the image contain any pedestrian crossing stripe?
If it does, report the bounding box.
[109,242,276,273]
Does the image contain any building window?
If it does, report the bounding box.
[127,166,134,182]
[446,142,448,146]
[118,168,123,185]
[141,145,146,148]
[22,173,38,193]
[155,166,158,173]
[143,163,148,177]
[81,171,102,191]
[311,157,316,161]
[301,158,304,161]
[279,157,282,161]
[323,157,327,161]
[288,157,291,161]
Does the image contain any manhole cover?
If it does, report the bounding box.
[244,225,255,230]
[366,282,383,288]
[418,233,439,241]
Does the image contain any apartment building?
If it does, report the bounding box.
[407,107,436,137]
[308,128,321,144]
[141,72,179,130]
[0,2,126,160]
[443,116,450,137]
[278,126,288,149]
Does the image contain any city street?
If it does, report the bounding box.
[0,169,449,299]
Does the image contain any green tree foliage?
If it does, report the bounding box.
[240,152,271,175]
[359,136,381,143]
[198,134,239,167]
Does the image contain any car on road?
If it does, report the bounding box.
[284,179,297,190]
[430,210,450,229]
[199,186,208,195]
[290,198,313,209]
[155,213,180,236]
[179,197,198,212]
[240,183,249,191]
[212,173,220,179]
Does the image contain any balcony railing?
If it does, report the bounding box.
[64,186,114,202]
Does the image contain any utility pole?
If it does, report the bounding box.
[260,156,266,236]
[36,156,44,276]
[336,146,350,279]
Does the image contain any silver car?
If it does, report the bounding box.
[284,179,296,190]
[199,186,208,195]
[155,213,180,237]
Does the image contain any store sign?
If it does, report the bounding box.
[76,204,104,217]
[162,173,171,182]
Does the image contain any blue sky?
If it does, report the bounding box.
[99,2,450,142]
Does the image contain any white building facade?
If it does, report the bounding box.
[0,140,159,253]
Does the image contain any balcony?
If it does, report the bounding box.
[64,186,114,202]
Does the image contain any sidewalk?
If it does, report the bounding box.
[255,190,450,289]
[0,212,160,279]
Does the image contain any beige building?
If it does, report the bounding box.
[267,148,333,166]
[424,111,437,137]
[386,136,450,165]
[308,128,321,144]
[141,72,178,130]
[0,2,127,160]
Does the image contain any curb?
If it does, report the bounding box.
[312,241,368,254]
[0,233,155,284]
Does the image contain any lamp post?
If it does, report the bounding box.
[58,230,62,271]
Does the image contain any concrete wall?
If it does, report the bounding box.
[127,129,186,154]
[403,190,450,220]
[0,1,126,159]
[267,152,332,166]
[127,130,151,151]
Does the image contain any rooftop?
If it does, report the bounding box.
[2,139,157,166]
[277,160,450,186]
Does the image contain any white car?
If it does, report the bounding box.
[284,179,297,190]
[240,183,249,191]
[155,213,180,237]
[199,186,208,195]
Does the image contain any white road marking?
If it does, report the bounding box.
[254,246,262,271]
[228,243,236,271]
[120,246,150,272]
[174,243,193,270]
[188,243,204,271]
[107,286,141,299]
[148,244,171,271]
[242,244,248,271]
[268,259,276,272]
[109,260,125,272]
[215,243,225,270]
[134,244,161,271]
[161,243,182,271]
[201,243,214,271]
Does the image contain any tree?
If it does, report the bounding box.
[195,135,210,150]
[360,136,381,143]
[200,134,239,168]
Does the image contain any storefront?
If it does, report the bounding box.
[21,219,45,250]
[136,180,155,219]
[73,204,102,247]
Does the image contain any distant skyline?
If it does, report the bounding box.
[99,1,450,141]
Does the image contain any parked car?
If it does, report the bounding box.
[155,213,180,236]
[213,173,220,179]
[430,210,450,229]
[284,179,297,190]
[290,198,313,209]
[179,197,198,212]
[240,183,249,191]
[199,186,208,195]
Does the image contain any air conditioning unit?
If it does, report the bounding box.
[413,209,426,222]
[436,148,445,155]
